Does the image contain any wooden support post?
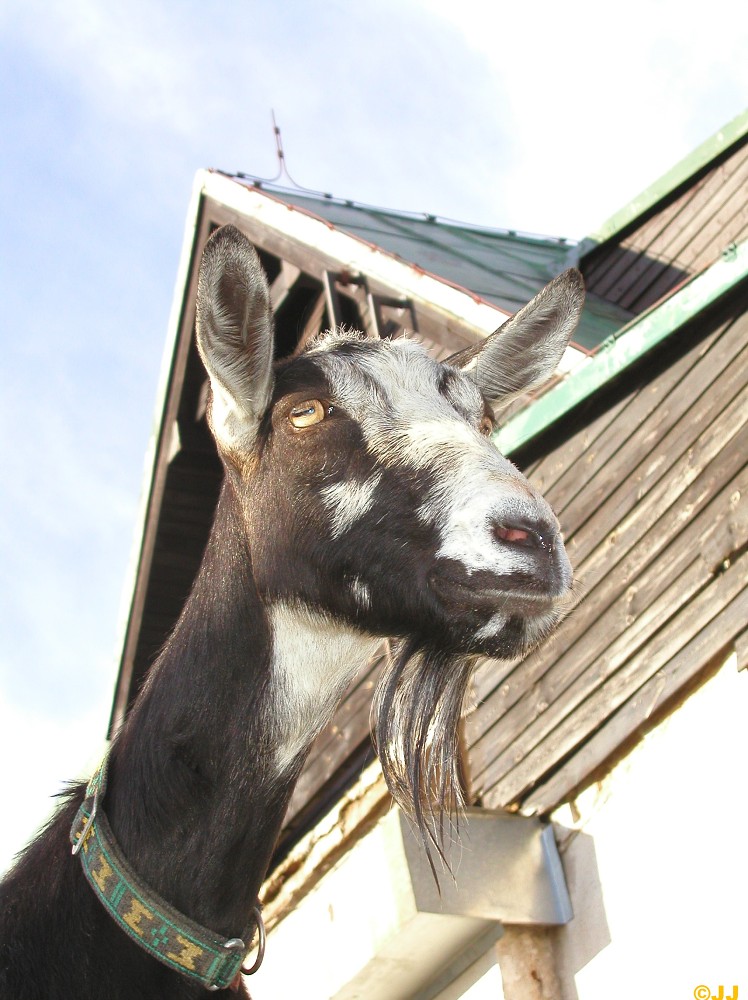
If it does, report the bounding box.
[496,926,564,1000]
[322,271,343,331]
[296,292,327,353]
[270,261,301,312]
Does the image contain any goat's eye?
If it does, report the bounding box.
[289,399,326,428]
[480,415,494,437]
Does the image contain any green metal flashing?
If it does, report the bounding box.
[572,108,748,262]
[496,240,748,456]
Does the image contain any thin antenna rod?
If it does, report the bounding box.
[237,111,332,198]
[272,110,285,170]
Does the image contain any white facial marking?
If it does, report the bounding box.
[270,603,380,774]
[426,474,541,578]
[350,577,372,610]
[475,610,511,642]
[310,333,561,588]
[320,473,383,538]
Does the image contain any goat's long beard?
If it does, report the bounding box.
[371,639,476,879]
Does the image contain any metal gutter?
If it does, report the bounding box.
[252,803,571,999]
[570,108,748,263]
[496,240,748,456]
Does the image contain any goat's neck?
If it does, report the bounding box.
[105,481,377,937]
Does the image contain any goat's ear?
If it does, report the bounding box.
[448,269,585,408]
[195,225,275,453]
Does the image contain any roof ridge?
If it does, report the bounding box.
[212,169,574,248]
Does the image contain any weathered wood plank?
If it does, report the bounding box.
[483,550,748,809]
[584,179,699,300]
[295,291,327,352]
[656,143,748,269]
[558,315,747,541]
[545,318,725,521]
[473,324,748,731]
[519,585,748,814]
[468,365,748,741]
[736,627,748,673]
[619,148,748,310]
[474,552,723,794]
[684,207,748,294]
[660,146,748,271]
[269,260,302,311]
[566,381,748,601]
[467,453,748,777]
[584,140,748,311]
[525,387,636,500]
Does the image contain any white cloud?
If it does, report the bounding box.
[0,688,109,878]
[3,0,203,136]
[411,0,748,235]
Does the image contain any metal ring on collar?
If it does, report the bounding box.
[241,905,266,976]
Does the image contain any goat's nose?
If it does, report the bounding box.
[491,515,572,592]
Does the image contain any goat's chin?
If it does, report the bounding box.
[472,609,564,660]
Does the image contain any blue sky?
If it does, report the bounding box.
[1,0,746,875]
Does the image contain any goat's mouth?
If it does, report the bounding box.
[427,565,571,659]
[428,566,567,619]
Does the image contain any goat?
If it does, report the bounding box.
[0,224,584,998]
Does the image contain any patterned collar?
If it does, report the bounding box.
[70,757,265,992]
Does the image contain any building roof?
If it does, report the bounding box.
[220,178,629,350]
[246,188,571,312]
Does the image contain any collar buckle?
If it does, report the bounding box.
[71,789,99,856]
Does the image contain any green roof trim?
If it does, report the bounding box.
[496,239,748,456]
[573,108,748,260]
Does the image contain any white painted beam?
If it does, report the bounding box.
[249,807,571,1000]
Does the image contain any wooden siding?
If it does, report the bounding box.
[465,283,748,816]
[582,137,748,314]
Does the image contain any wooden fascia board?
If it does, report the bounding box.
[570,109,748,265]
[200,171,585,370]
[202,171,510,335]
[109,176,209,734]
[496,239,748,457]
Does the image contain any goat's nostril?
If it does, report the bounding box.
[496,525,532,545]
[493,521,552,551]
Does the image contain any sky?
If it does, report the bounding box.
[1,0,746,877]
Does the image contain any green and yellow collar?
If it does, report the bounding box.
[70,757,265,992]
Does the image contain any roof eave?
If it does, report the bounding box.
[204,170,518,333]
[496,239,748,456]
[206,171,587,375]
[568,108,748,266]
[109,172,207,733]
